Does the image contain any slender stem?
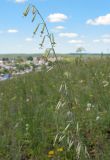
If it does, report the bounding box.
[31,5,62,71]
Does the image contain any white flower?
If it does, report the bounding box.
[86,107,91,111]
[92,105,95,108]
[86,103,95,111]
[25,123,29,131]
[87,103,92,108]
[96,116,100,121]
[26,98,30,102]
[79,80,85,83]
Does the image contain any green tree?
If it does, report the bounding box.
[27,56,33,61]
[76,47,86,53]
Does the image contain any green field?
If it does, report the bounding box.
[0,56,110,160]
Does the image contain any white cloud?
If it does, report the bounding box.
[55,26,65,30]
[25,38,33,42]
[87,13,110,25]
[47,13,68,22]
[7,29,18,33]
[103,39,110,43]
[93,38,110,43]
[59,32,78,38]
[15,0,27,3]
[93,39,101,43]
[68,39,84,44]
[102,34,110,38]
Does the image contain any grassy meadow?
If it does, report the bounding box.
[0,56,110,159]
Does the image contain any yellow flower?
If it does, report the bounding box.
[48,150,55,155]
[57,147,64,152]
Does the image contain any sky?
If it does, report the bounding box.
[0,0,110,54]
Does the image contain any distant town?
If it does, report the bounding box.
[0,56,62,81]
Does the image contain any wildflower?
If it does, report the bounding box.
[26,98,29,102]
[92,105,95,108]
[86,103,95,111]
[96,116,100,121]
[87,103,92,108]
[86,103,91,111]
[26,123,29,127]
[48,150,55,158]
[48,150,54,155]
[57,147,64,152]
[25,123,29,131]
[86,107,91,111]
[79,80,85,84]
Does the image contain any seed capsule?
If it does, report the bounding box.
[33,24,40,35]
[23,5,30,17]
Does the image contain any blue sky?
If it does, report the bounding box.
[0,0,110,53]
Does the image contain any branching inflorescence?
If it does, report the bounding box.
[23,4,60,64]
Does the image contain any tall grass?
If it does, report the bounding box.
[0,57,110,159]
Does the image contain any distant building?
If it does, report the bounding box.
[33,56,46,66]
[0,60,3,65]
